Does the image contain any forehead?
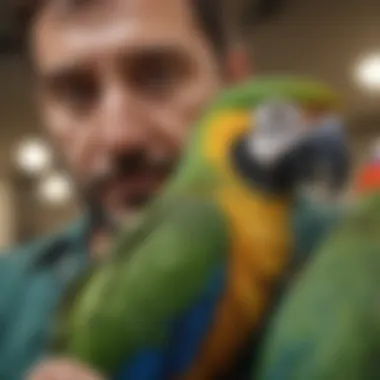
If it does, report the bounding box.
[32,0,204,73]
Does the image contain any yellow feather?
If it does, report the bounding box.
[182,110,293,379]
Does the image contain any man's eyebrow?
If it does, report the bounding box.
[37,42,189,83]
[38,61,90,83]
[51,0,103,18]
[121,45,189,61]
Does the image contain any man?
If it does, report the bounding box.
[2,0,341,379]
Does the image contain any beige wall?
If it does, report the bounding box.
[0,179,15,249]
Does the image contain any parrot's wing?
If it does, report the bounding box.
[289,196,342,277]
[61,197,229,376]
[255,194,380,380]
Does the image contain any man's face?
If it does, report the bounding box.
[32,0,223,225]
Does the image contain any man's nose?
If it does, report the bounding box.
[100,83,146,152]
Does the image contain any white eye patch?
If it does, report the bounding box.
[249,100,306,165]
[255,100,304,138]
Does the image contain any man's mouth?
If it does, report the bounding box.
[103,151,179,216]
[107,168,169,209]
[84,151,178,230]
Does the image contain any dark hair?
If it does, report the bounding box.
[13,0,229,56]
[192,0,229,56]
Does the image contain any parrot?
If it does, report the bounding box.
[253,140,380,380]
[50,76,349,380]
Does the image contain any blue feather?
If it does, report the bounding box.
[114,265,226,380]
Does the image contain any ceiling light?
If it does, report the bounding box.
[355,53,380,91]
[38,173,73,206]
[15,138,52,175]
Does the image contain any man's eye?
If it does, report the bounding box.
[127,50,189,98]
[47,71,99,113]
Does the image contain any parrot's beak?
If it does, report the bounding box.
[278,115,351,196]
[233,109,351,197]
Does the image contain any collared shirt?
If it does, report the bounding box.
[0,216,92,380]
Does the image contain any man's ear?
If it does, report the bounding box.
[225,46,252,83]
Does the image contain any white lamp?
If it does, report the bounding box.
[15,138,52,175]
[38,173,73,206]
[355,53,380,91]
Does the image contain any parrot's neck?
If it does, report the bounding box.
[156,130,216,197]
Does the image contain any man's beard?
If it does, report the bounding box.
[44,129,178,234]
[80,149,177,234]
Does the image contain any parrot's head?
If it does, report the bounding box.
[204,76,351,197]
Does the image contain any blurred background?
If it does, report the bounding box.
[0,0,379,247]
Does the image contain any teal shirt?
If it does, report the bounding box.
[0,200,341,379]
[0,218,91,379]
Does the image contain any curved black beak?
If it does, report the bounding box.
[283,116,351,196]
[232,115,351,196]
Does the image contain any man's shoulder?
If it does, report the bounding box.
[0,221,89,380]
[0,218,88,271]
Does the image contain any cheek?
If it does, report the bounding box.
[172,77,221,144]
[42,105,99,177]
[172,60,222,132]
[145,73,221,159]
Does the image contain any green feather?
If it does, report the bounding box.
[53,75,342,375]
[168,75,341,193]
[55,198,229,375]
[255,193,380,380]
[212,75,340,112]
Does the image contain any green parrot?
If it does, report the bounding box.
[50,76,348,380]
[254,148,380,380]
